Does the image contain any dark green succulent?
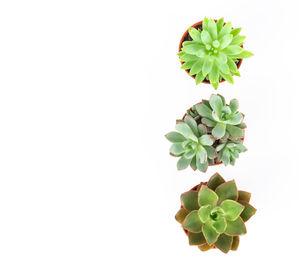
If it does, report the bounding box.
[178,17,253,89]
[175,173,256,253]
[165,94,246,172]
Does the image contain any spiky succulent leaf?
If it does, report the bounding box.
[183,210,203,232]
[198,185,218,207]
[239,201,257,222]
[179,18,253,88]
[181,191,200,211]
[215,180,238,204]
[175,208,190,224]
[214,234,233,253]
[225,217,246,235]
[221,200,244,221]
[207,173,225,190]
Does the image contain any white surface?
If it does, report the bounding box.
[0,0,298,268]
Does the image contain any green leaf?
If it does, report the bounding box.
[221,200,245,221]
[208,64,219,84]
[188,27,202,42]
[230,27,242,37]
[181,191,200,211]
[225,217,246,235]
[211,81,219,90]
[215,234,233,253]
[208,19,217,40]
[221,149,230,166]
[165,132,186,143]
[216,18,224,33]
[199,204,212,223]
[175,123,198,142]
[219,22,232,38]
[177,156,192,170]
[202,17,208,31]
[235,50,253,58]
[202,222,220,245]
[198,243,213,251]
[196,145,207,164]
[207,173,225,190]
[231,35,246,46]
[197,124,207,136]
[195,72,205,85]
[228,113,243,125]
[198,185,218,207]
[229,99,239,113]
[190,60,204,76]
[212,122,226,139]
[212,217,227,233]
[226,125,244,138]
[202,57,213,76]
[190,156,197,170]
[201,30,212,45]
[188,232,207,245]
[181,61,195,70]
[199,135,214,146]
[201,117,216,127]
[227,57,239,74]
[204,146,216,159]
[196,159,208,172]
[184,115,199,136]
[182,44,205,55]
[223,45,244,55]
[215,180,238,204]
[195,103,213,120]
[209,94,223,115]
[182,210,203,233]
[238,191,251,202]
[231,236,240,250]
[170,143,185,156]
[220,34,233,50]
[175,208,190,224]
[239,201,256,222]
[220,71,234,84]
[179,53,197,62]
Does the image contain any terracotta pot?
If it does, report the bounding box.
[181,103,245,166]
[178,20,243,84]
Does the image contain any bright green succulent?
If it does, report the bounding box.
[216,141,247,166]
[178,17,253,89]
[165,94,246,172]
[175,173,256,253]
[195,94,245,139]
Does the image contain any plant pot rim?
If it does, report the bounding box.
[181,102,245,166]
[178,20,243,84]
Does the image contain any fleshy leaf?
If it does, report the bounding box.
[202,222,220,245]
[175,123,198,142]
[231,236,240,250]
[188,27,202,42]
[214,234,233,253]
[199,204,212,223]
[198,243,213,251]
[165,132,186,143]
[181,191,200,211]
[184,114,199,136]
[188,232,207,245]
[212,122,226,139]
[199,135,214,146]
[207,173,225,190]
[209,94,223,115]
[238,191,251,202]
[182,210,203,233]
[175,208,190,224]
[226,125,244,138]
[221,200,244,221]
[177,156,192,170]
[198,185,218,207]
[215,180,238,204]
[225,217,246,235]
[170,143,185,156]
[195,103,213,120]
[239,201,256,222]
[212,217,227,233]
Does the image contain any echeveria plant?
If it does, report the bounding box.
[178,17,253,89]
[175,173,256,253]
[165,94,246,172]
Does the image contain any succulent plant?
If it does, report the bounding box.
[165,94,246,172]
[195,94,245,139]
[178,17,253,89]
[175,173,256,253]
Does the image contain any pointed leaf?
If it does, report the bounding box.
[215,180,238,204]
[188,232,207,245]
[165,132,186,143]
[208,19,217,40]
[230,27,242,37]
[239,201,256,222]
[195,103,213,120]
[181,191,200,211]
[175,208,190,224]
[202,222,220,245]
[190,60,204,76]
[182,211,203,233]
[199,204,212,223]
[195,72,205,85]
[216,18,224,33]
[219,22,232,38]
[225,217,246,235]
[238,191,251,202]
[177,156,192,170]
[221,200,245,221]
[212,217,227,233]
[226,125,244,138]
[215,234,233,253]
[201,30,212,45]
[198,185,218,207]
[209,94,223,115]
[207,173,225,190]
[202,57,213,76]
[188,27,202,42]
[231,236,240,250]
[212,122,226,139]
[175,123,198,142]
[196,145,207,164]
[229,99,239,113]
[170,143,185,156]
[220,34,233,50]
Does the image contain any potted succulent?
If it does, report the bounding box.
[175,173,256,253]
[178,17,253,89]
[165,94,247,172]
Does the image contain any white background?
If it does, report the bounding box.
[0,0,298,268]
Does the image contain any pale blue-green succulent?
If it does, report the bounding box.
[216,141,247,166]
[178,17,253,89]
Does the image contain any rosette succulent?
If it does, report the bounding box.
[178,17,253,89]
[165,94,246,172]
[175,173,256,253]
